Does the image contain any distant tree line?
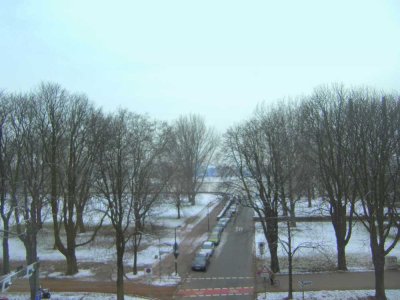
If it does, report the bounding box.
[222,84,400,300]
[0,82,217,300]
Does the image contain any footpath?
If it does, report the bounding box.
[256,269,400,294]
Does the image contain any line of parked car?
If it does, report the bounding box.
[191,203,238,271]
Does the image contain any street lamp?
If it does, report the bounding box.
[173,226,181,275]
[207,201,210,232]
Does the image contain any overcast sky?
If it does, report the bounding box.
[1,1,399,132]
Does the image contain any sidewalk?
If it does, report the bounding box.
[255,270,400,293]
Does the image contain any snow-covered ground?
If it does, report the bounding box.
[2,293,145,300]
[1,193,219,272]
[255,199,400,272]
[0,193,218,297]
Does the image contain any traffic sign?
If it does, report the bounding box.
[258,242,265,255]
[258,265,270,278]
[1,276,12,293]
[298,280,312,287]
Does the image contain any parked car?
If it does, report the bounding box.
[208,231,221,246]
[200,241,215,257]
[212,225,224,235]
[196,249,211,259]
[191,251,209,271]
[229,204,237,215]
[219,217,230,227]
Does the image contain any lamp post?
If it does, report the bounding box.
[207,201,210,232]
[173,226,181,275]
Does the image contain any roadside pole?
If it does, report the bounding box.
[298,280,312,300]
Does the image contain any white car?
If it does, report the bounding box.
[200,241,215,257]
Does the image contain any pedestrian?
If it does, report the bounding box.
[269,269,275,285]
[269,272,275,285]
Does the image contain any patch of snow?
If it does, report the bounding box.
[2,292,145,299]
[255,221,400,271]
[47,269,94,279]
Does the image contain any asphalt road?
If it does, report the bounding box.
[175,206,256,299]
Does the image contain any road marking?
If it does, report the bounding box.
[235,226,243,232]
[177,286,253,298]
[186,276,254,281]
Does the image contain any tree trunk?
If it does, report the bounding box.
[2,221,10,274]
[336,238,347,271]
[177,202,181,219]
[307,187,312,208]
[333,214,348,271]
[116,234,125,300]
[25,234,38,300]
[36,204,43,230]
[372,243,387,300]
[281,199,289,217]
[287,221,293,299]
[133,234,138,275]
[266,218,280,273]
[289,198,296,227]
[76,205,86,233]
[66,251,79,275]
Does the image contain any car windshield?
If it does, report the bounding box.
[194,256,206,264]
[202,243,213,249]
[196,251,207,258]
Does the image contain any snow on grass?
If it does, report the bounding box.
[257,289,400,300]
[150,193,219,228]
[255,220,400,271]
[47,269,94,279]
[1,193,220,280]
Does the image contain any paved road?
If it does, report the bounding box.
[175,206,256,299]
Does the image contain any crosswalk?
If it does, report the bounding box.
[176,286,253,298]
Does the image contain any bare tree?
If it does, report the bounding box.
[8,93,48,300]
[223,120,281,272]
[128,118,172,275]
[349,90,400,300]
[35,83,105,275]
[56,93,106,275]
[172,115,218,205]
[301,85,357,271]
[0,92,14,275]
[94,110,131,300]
[94,111,170,299]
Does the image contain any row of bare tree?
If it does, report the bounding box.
[0,82,217,300]
[1,82,398,299]
[222,84,399,300]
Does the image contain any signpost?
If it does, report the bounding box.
[298,280,312,300]
[144,267,152,284]
[258,242,265,257]
[257,265,270,300]
[0,262,40,294]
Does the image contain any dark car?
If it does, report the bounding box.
[191,251,209,271]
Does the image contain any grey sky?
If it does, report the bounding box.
[1,0,399,132]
